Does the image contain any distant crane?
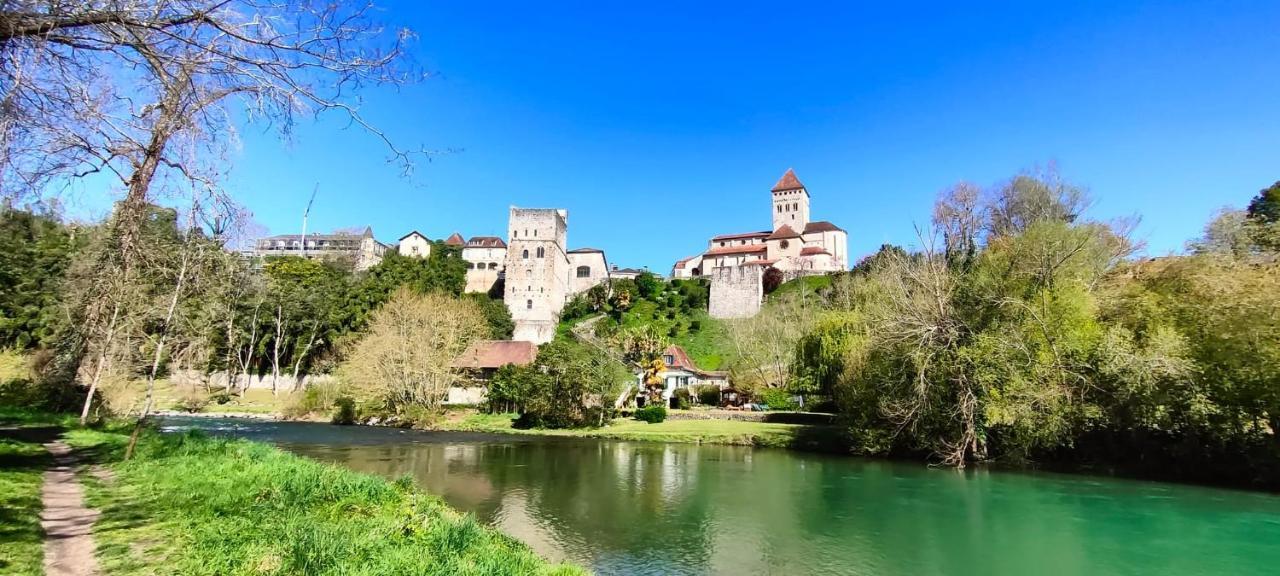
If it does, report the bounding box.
[300,185,318,258]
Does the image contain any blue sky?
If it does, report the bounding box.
[68,1,1280,270]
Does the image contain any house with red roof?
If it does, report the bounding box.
[635,345,729,408]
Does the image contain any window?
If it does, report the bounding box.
[720,241,725,247]
[513,231,517,238]
[576,265,591,278]
[780,239,789,249]
[537,247,545,258]
[526,299,533,310]
[465,262,474,269]
[777,205,782,213]
[488,262,498,270]
[522,249,529,259]
[664,354,674,366]
[534,230,538,237]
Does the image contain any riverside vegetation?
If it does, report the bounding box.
[2,172,1279,490]
[0,408,583,576]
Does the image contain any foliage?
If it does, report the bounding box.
[0,208,81,349]
[761,388,798,411]
[332,397,357,425]
[693,384,722,406]
[634,271,662,299]
[672,388,692,410]
[761,266,784,294]
[341,288,487,415]
[465,293,515,340]
[515,339,630,429]
[634,404,668,423]
[1247,181,1280,224]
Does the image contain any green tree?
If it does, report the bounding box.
[1247,181,1280,224]
[0,208,81,349]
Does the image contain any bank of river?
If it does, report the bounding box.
[161,415,1280,576]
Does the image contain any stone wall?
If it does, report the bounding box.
[708,265,762,319]
[463,246,506,293]
[504,207,569,344]
[567,250,608,295]
[170,370,337,391]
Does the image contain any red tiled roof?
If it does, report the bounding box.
[466,236,506,248]
[767,224,801,240]
[803,221,845,234]
[662,345,725,377]
[672,255,700,269]
[444,232,465,246]
[800,246,831,256]
[454,340,537,369]
[711,230,771,241]
[704,244,767,256]
[771,168,805,192]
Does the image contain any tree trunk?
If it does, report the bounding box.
[290,321,320,391]
[79,302,120,425]
[271,305,285,395]
[237,301,262,396]
[126,244,191,460]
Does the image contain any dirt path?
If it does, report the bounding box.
[40,440,100,576]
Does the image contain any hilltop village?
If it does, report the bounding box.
[254,169,849,342]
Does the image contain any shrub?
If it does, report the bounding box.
[634,404,667,423]
[672,388,691,410]
[174,387,209,413]
[689,320,702,332]
[760,388,798,411]
[667,325,680,338]
[694,384,721,406]
[332,397,357,425]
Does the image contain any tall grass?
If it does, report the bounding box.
[68,427,584,575]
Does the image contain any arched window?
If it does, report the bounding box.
[526,299,533,310]
[537,247,546,258]
[488,262,498,270]
[777,205,782,213]
[522,249,529,259]
[513,231,518,238]
[465,262,475,269]
[576,265,591,278]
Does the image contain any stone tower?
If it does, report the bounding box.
[504,207,569,344]
[771,168,810,231]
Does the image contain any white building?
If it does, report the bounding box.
[567,248,609,295]
[463,236,507,294]
[253,226,388,271]
[636,345,729,408]
[397,230,432,258]
[677,169,849,277]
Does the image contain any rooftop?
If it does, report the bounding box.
[466,236,507,248]
[771,168,806,192]
[453,340,537,369]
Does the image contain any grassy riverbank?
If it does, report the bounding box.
[0,409,584,576]
[0,434,48,575]
[441,411,848,451]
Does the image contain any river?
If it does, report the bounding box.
[161,416,1280,576]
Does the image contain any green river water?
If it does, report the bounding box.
[162,416,1280,576]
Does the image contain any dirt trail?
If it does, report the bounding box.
[40,440,100,576]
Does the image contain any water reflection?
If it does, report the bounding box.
[163,417,1280,576]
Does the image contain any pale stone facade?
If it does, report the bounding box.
[688,169,849,318]
[254,226,388,271]
[504,208,571,344]
[462,236,507,294]
[708,266,762,319]
[567,248,609,295]
[397,231,432,258]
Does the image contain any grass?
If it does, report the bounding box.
[443,411,844,450]
[0,433,50,576]
[0,408,584,576]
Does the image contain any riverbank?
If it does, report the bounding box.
[0,409,585,575]
[436,411,850,451]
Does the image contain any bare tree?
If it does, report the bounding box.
[933,181,985,265]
